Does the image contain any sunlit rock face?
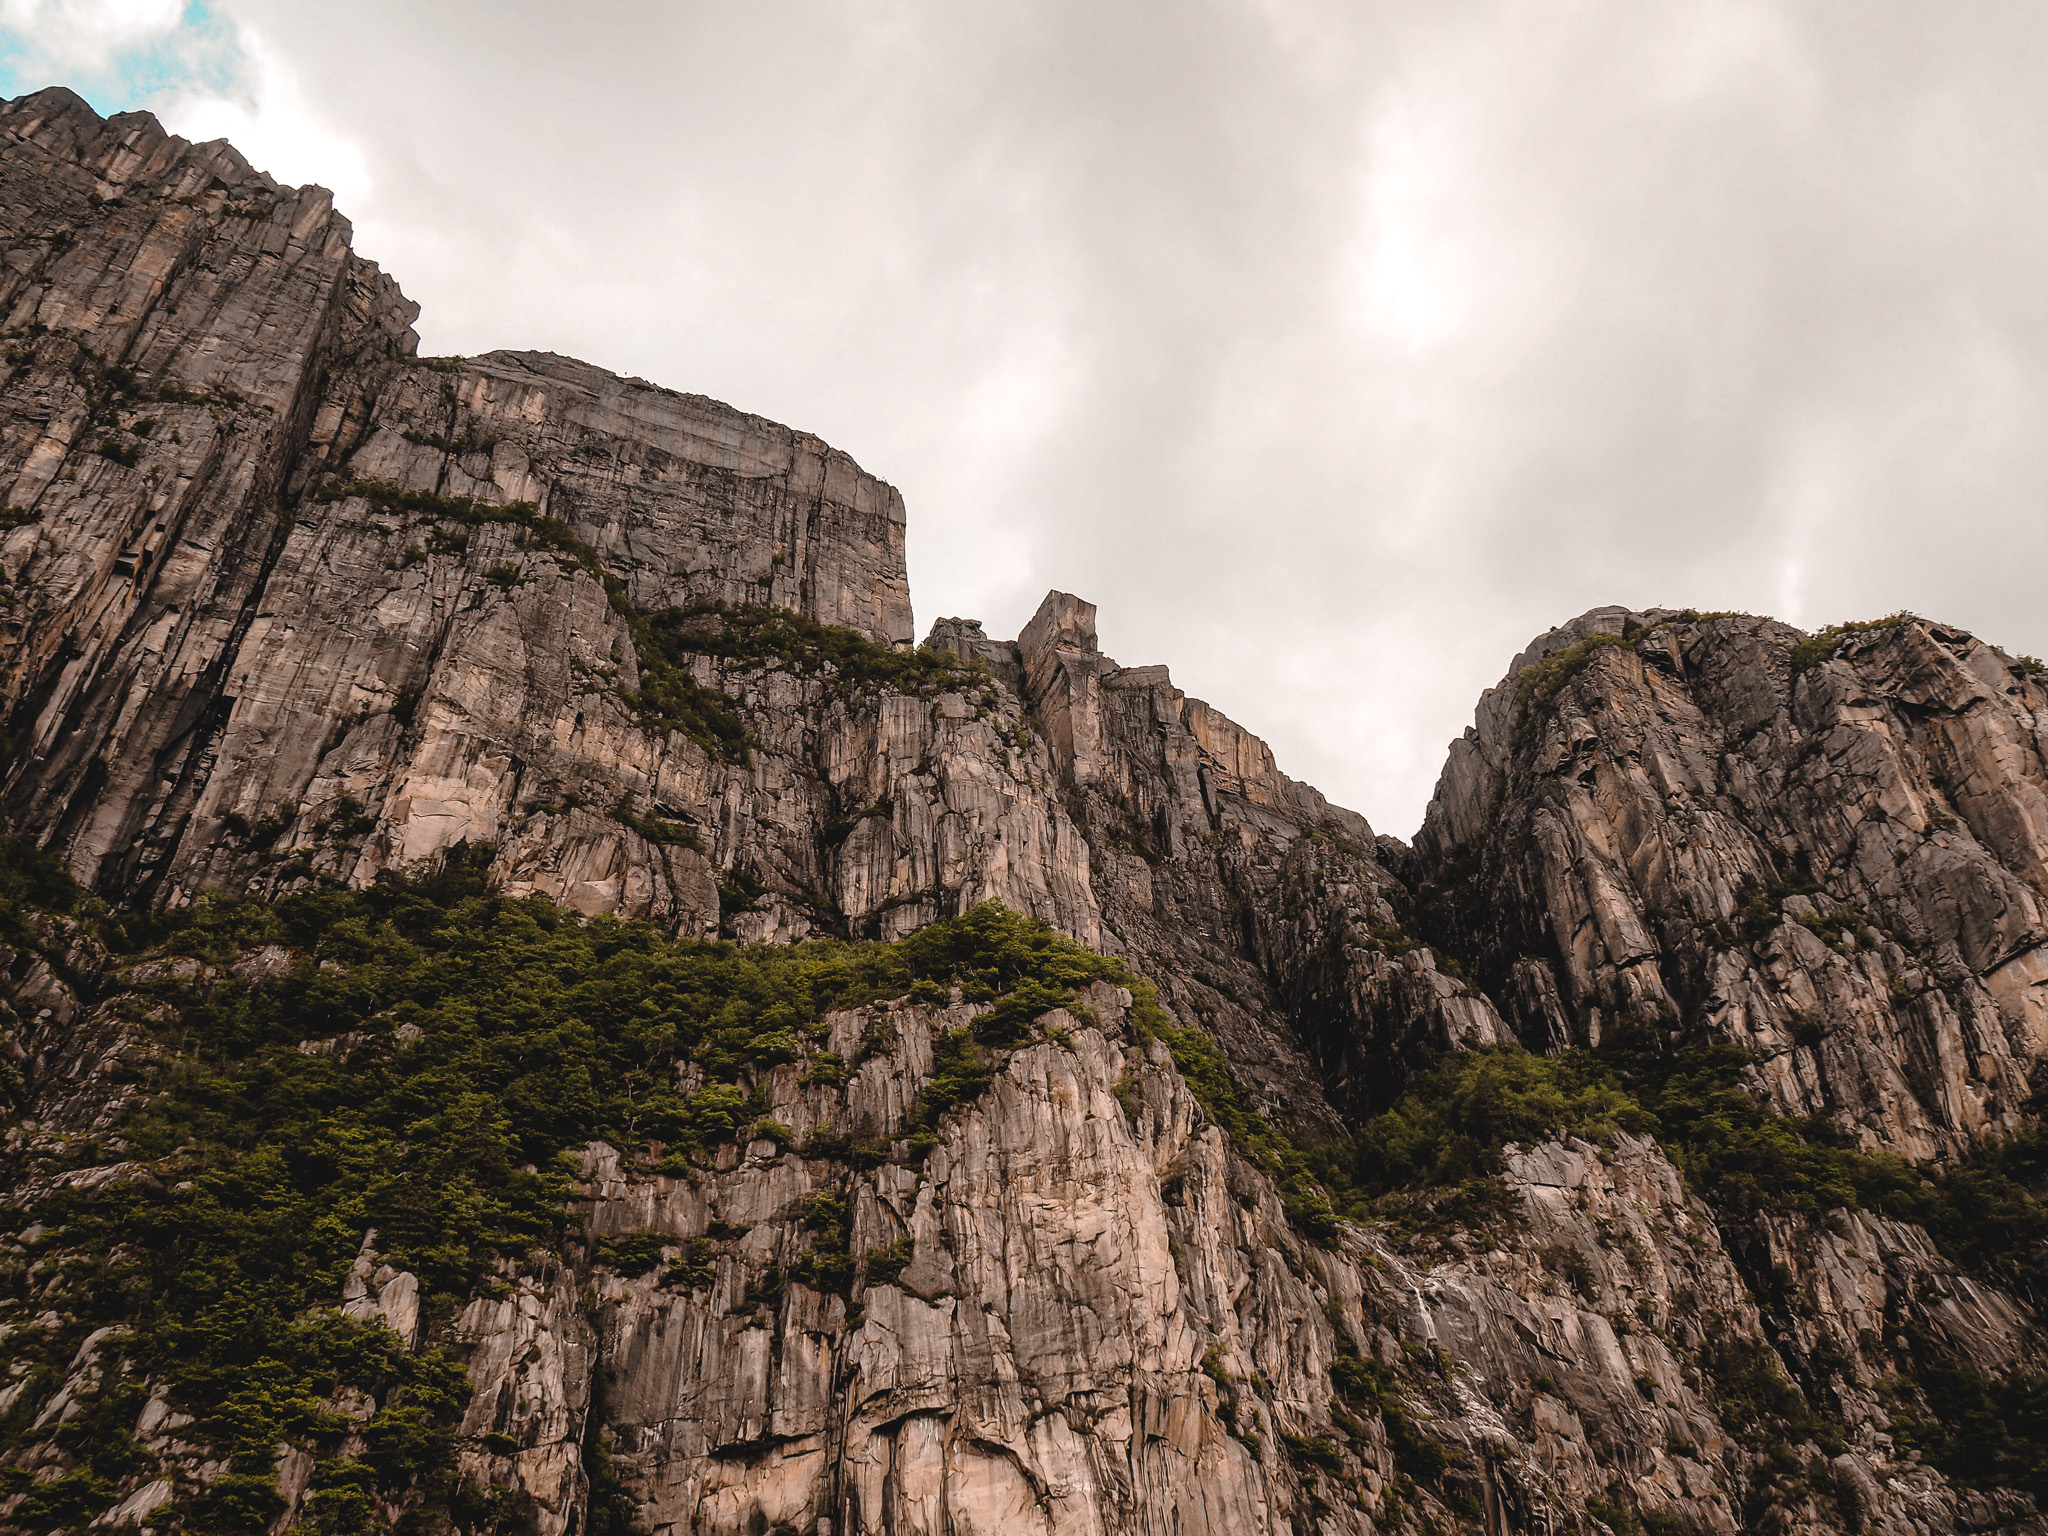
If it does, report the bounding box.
[3,89,2045,1536]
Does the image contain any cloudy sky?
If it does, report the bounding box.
[5,1,2046,837]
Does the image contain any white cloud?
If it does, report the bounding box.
[0,0,183,72]
[149,22,368,206]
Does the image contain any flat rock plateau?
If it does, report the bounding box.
[0,87,2043,1536]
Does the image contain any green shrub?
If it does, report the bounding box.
[1201,1347,1232,1389]
[1888,1349,2048,1502]
[0,829,86,917]
[801,1192,848,1231]
[299,1468,377,1535]
[1329,1349,1455,1483]
[1304,1046,1648,1238]
[916,1030,996,1126]
[800,1123,852,1158]
[1640,1510,1696,1536]
[611,589,751,759]
[743,1266,786,1313]
[4,881,1189,1528]
[971,977,1075,1046]
[597,1230,671,1277]
[610,801,703,850]
[17,1467,118,1529]
[1281,1432,1343,1472]
[186,1472,291,1533]
[635,602,982,702]
[1697,1335,1812,1443]
[1320,1030,2047,1283]
[862,1239,914,1289]
[1514,632,1629,722]
[662,1239,717,1292]
[1586,1495,1644,1536]
[1789,612,1913,672]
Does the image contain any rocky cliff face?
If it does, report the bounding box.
[0,87,937,939]
[1,89,2044,1536]
[1413,607,2048,1162]
[933,593,1504,1134]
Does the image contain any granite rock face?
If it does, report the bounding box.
[11,947,2034,1536]
[1414,608,2048,1161]
[935,593,1506,1133]
[0,88,962,942]
[2,90,2045,1536]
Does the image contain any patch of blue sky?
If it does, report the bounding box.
[0,1,247,121]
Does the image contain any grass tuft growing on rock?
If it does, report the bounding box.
[305,480,990,762]
[1304,1033,2048,1287]
[1513,631,1630,725]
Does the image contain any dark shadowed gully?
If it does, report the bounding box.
[0,88,2043,1536]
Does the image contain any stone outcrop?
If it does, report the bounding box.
[13,942,2033,1536]
[940,592,1506,1132]
[1413,607,2048,1161]
[1,89,2044,1536]
[0,87,958,940]
[0,81,1476,1136]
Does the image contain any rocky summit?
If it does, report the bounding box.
[0,87,2042,1536]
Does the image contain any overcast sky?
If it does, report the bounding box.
[6,1,2048,837]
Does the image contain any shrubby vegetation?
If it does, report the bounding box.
[1301,1030,2047,1499]
[1504,606,1927,721]
[1125,1011,1350,1242]
[1329,1345,1455,1486]
[1508,617,1693,745]
[0,843,1150,1533]
[1885,1343,2048,1503]
[1512,631,1633,737]
[0,828,88,939]
[3,814,2042,1524]
[635,603,989,704]
[1789,612,1914,672]
[1305,1032,2046,1290]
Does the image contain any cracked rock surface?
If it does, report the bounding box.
[1414,607,2048,1160]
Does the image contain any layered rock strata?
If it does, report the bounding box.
[0,88,967,939]
[0,85,1476,1137]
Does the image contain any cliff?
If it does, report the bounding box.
[0,89,2042,1536]
[1414,607,2048,1161]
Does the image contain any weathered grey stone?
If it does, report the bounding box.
[1415,607,2048,1159]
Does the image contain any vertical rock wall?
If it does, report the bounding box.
[1413,608,2048,1160]
[0,89,940,935]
